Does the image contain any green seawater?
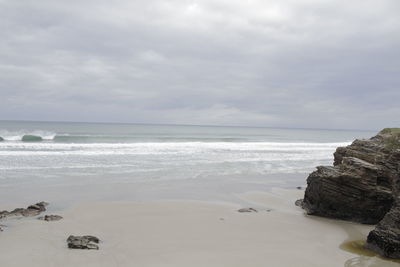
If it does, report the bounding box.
[21,135,43,142]
[340,240,400,264]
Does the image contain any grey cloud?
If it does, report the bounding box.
[0,0,399,129]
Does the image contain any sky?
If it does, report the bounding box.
[0,0,399,130]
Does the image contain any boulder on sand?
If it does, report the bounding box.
[302,129,400,224]
[67,235,100,250]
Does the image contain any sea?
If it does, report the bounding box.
[0,121,375,207]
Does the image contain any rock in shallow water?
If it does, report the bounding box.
[67,235,100,250]
[366,200,400,258]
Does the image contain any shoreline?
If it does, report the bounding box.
[1,188,397,267]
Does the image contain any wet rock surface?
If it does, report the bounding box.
[67,235,100,250]
[0,202,49,220]
[301,128,400,258]
[38,215,63,221]
[366,200,400,258]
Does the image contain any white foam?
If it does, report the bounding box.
[0,130,56,141]
[0,141,348,177]
[0,141,350,151]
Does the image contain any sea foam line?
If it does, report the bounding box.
[0,141,351,149]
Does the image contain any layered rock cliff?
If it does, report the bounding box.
[301,128,400,258]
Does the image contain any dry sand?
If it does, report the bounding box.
[0,188,398,267]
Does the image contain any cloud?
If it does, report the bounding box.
[0,0,399,130]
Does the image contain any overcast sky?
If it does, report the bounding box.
[0,0,399,130]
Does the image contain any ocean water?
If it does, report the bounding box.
[0,121,375,205]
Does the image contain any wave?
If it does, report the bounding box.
[0,141,350,156]
[0,130,56,142]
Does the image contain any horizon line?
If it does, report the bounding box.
[0,118,379,132]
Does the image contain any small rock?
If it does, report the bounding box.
[238,208,258,213]
[295,199,303,207]
[28,202,48,211]
[296,186,302,190]
[67,235,100,250]
[38,215,63,221]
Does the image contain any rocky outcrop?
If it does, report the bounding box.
[67,235,100,250]
[0,202,49,220]
[302,129,400,224]
[301,128,400,258]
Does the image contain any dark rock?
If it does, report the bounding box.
[28,202,48,211]
[67,235,100,250]
[302,129,400,224]
[38,215,63,221]
[301,128,400,259]
[238,208,258,213]
[366,200,400,258]
[296,186,302,190]
[295,199,303,207]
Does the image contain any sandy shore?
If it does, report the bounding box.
[0,188,397,267]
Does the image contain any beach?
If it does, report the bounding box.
[1,0,398,264]
[0,122,389,266]
[1,188,397,267]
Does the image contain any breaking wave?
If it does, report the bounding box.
[0,130,56,142]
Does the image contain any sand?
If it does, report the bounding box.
[0,188,398,267]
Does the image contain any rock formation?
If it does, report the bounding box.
[302,129,399,224]
[0,202,49,220]
[67,235,100,250]
[300,128,400,258]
